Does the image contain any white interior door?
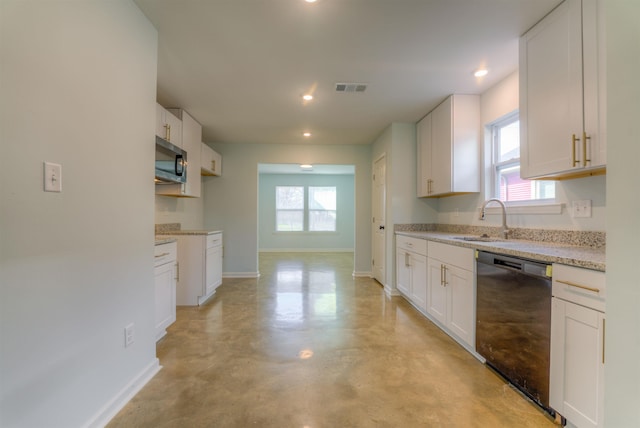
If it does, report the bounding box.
[372,154,386,285]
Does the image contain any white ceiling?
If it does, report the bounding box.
[135,0,561,146]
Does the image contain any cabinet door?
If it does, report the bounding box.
[430,97,453,195]
[396,248,411,296]
[201,143,222,176]
[154,262,176,340]
[446,264,474,347]
[581,0,606,169]
[520,0,584,178]
[416,114,432,197]
[409,253,427,312]
[157,106,182,147]
[427,258,447,325]
[180,111,202,197]
[156,103,169,140]
[550,298,605,428]
[205,245,222,296]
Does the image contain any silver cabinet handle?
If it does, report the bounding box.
[155,252,170,258]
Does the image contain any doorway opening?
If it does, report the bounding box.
[257,163,356,273]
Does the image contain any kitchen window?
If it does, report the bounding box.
[491,113,555,202]
[276,186,336,232]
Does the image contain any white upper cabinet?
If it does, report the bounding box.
[156,108,202,197]
[155,103,182,147]
[201,142,222,176]
[417,94,480,197]
[520,0,606,179]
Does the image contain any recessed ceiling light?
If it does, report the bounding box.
[474,69,489,77]
[304,0,317,3]
[303,132,312,137]
[302,94,313,101]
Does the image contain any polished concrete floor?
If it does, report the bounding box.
[109,252,554,427]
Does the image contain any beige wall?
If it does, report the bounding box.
[155,194,204,230]
[0,1,158,426]
[604,0,640,425]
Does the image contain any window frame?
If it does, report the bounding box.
[490,112,556,205]
[275,185,337,233]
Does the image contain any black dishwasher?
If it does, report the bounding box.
[476,251,553,413]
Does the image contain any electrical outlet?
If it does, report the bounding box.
[124,323,135,347]
[572,200,592,218]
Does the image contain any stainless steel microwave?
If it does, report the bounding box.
[155,136,187,184]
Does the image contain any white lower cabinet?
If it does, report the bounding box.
[162,232,223,306]
[395,236,427,312]
[550,264,605,428]
[426,241,475,348]
[395,235,475,351]
[154,241,177,341]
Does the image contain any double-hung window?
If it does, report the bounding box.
[492,113,555,202]
[276,186,336,232]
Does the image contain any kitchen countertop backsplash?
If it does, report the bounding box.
[155,223,182,234]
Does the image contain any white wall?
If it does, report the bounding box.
[604,0,640,425]
[371,123,438,290]
[155,195,204,229]
[0,2,158,427]
[437,71,606,231]
[258,173,355,251]
[202,143,371,276]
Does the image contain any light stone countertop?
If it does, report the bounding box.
[396,231,606,272]
[156,230,222,236]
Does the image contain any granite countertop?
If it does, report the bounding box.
[396,230,606,272]
[156,230,222,236]
[155,237,177,245]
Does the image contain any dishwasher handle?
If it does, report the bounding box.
[477,251,550,279]
[494,258,523,271]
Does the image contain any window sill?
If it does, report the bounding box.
[483,202,563,215]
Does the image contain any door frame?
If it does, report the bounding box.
[372,153,386,286]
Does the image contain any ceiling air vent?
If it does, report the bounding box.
[335,83,367,93]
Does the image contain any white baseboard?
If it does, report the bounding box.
[259,248,354,253]
[84,358,160,428]
[223,272,260,278]
[352,271,372,278]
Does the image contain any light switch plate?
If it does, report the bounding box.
[44,162,62,192]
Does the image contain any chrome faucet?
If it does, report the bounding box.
[480,198,510,239]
